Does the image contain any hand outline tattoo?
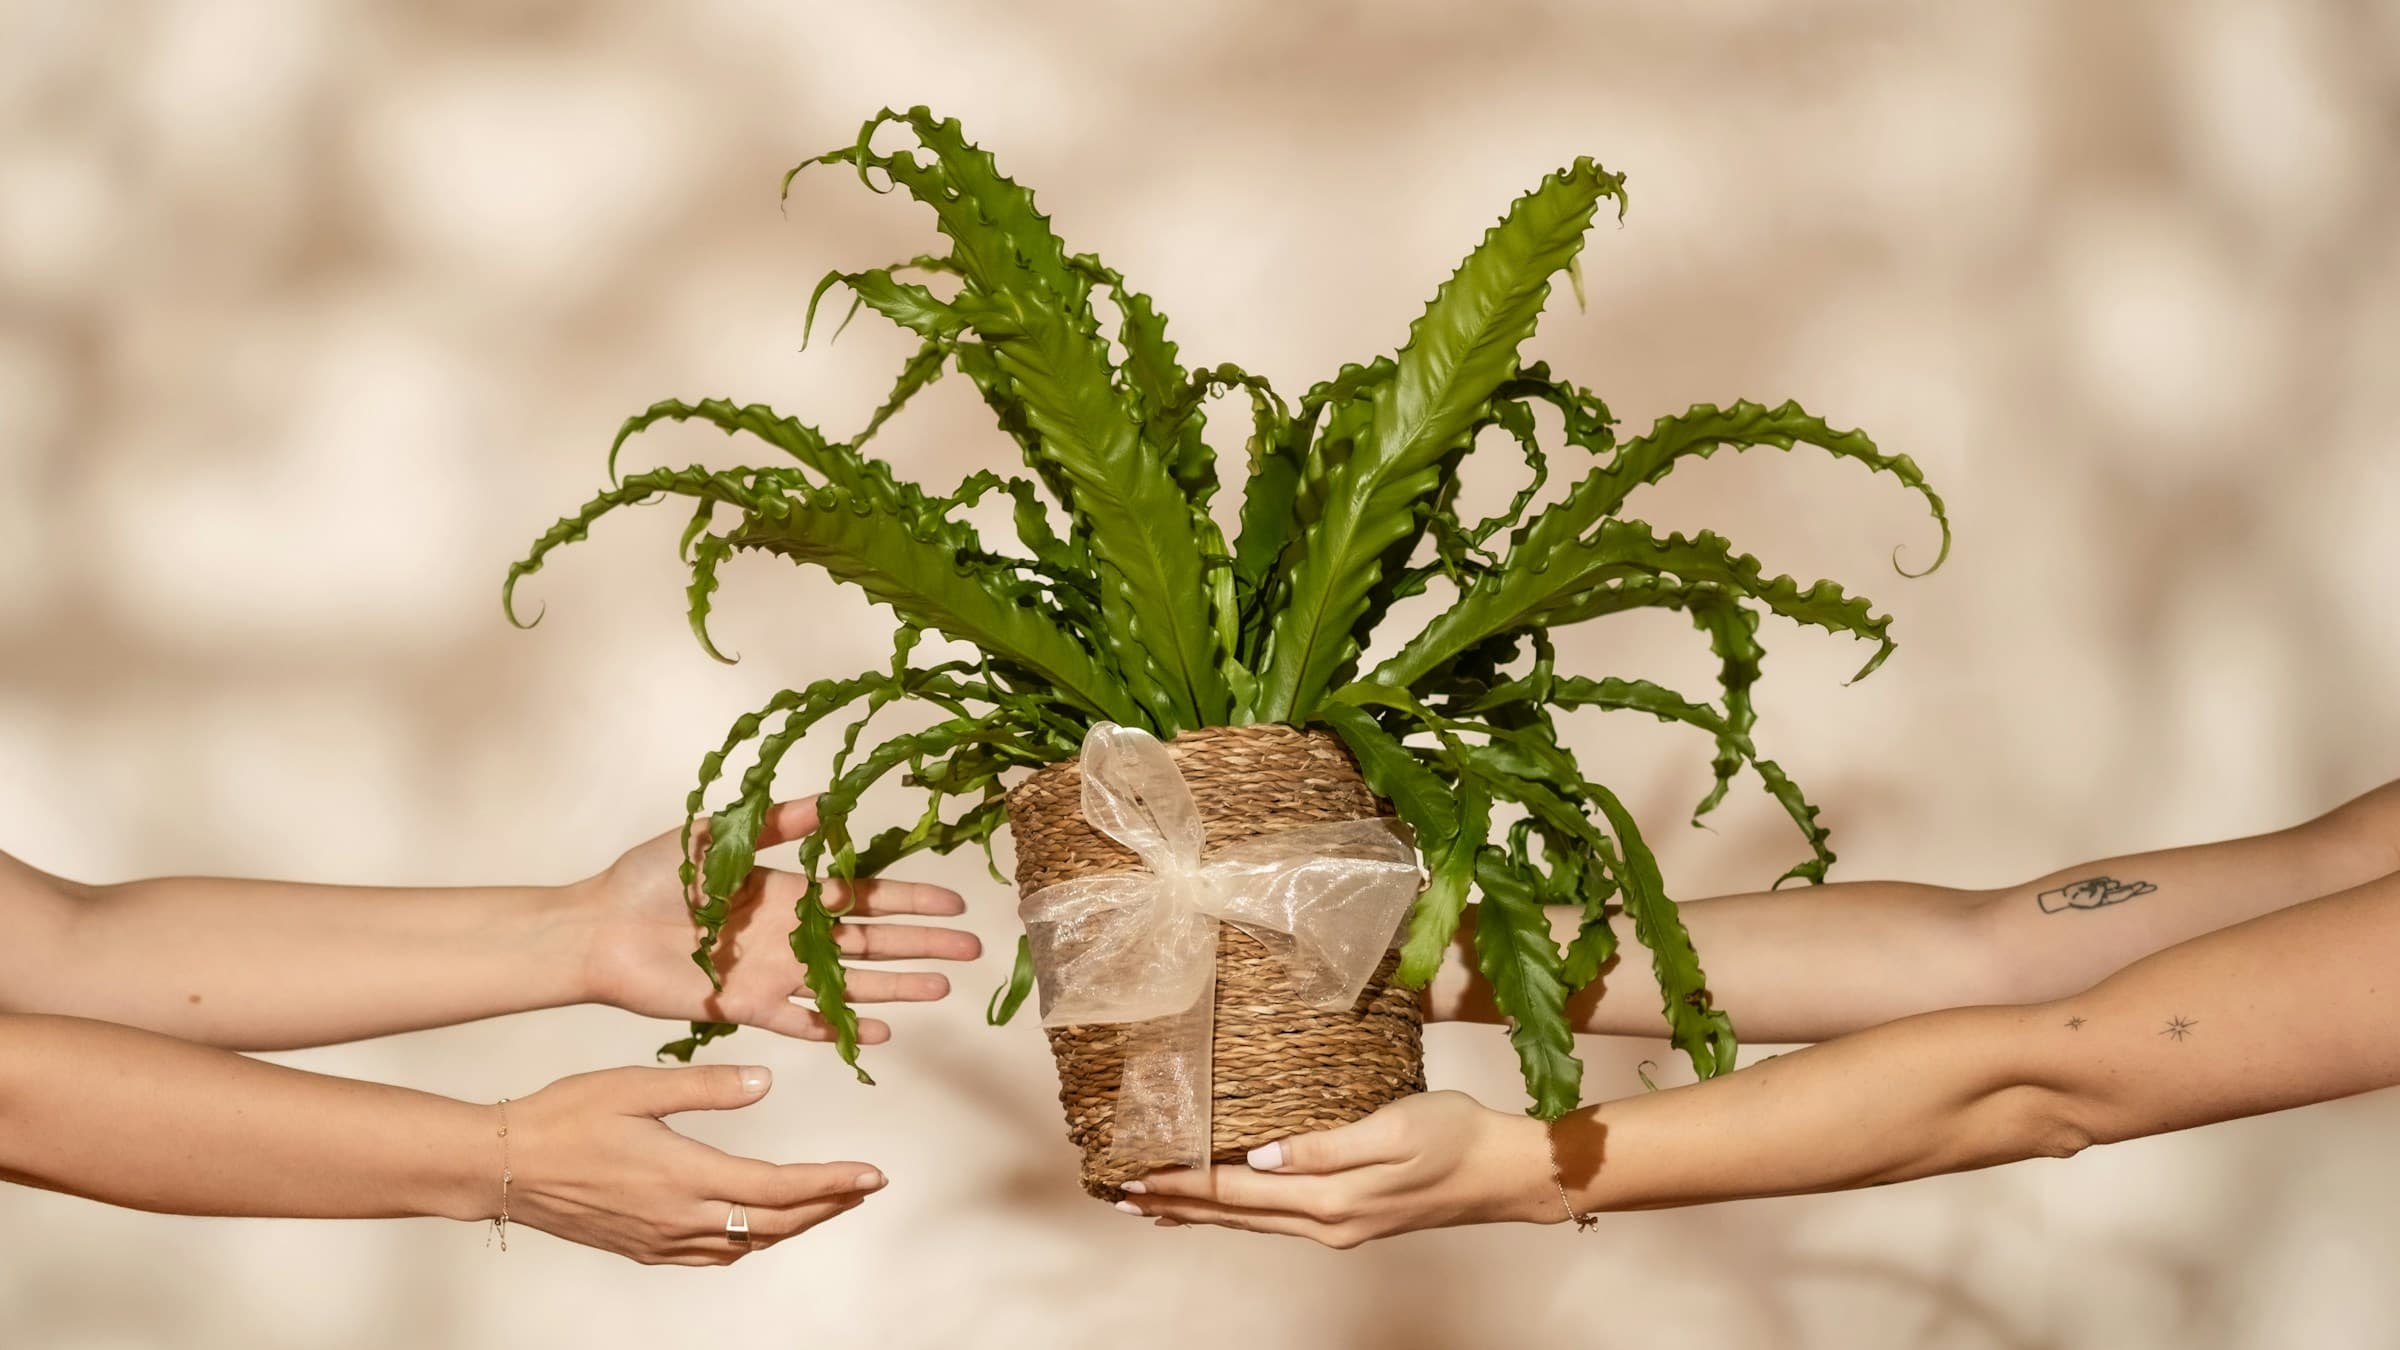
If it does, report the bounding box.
[2037,876,2158,915]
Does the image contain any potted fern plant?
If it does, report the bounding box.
[505,108,1948,1198]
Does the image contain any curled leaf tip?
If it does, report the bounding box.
[1891,522,1953,579]
[1844,638,1898,686]
[500,577,545,630]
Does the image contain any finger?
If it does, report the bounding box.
[603,1063,774,1118]
[753,1000,893,1044]
[1247,1105,1414,1175]
[755,869,967,919]
[690,1191,866,1249]
[709,1157,887,1209]
[822,874,967,918]
[754,797,823,850]
[1127,1165,1343,1215]
[825,969,950,1004]
[757,1194,869,1241]
[733,1198,863,1249]
[831,921,983,962]
[1118,1195,1344,1244]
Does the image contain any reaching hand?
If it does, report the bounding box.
[506,1063,884,1264]
[578,797,982,1044]
[1116,1090,1563,1248]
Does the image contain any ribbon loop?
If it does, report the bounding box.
[1017,723,1423,1173]
[1077,721,1208,877]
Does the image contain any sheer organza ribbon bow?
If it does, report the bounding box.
[1017,722,1424,1172]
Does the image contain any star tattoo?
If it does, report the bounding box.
[2160,1015,2197,1042]
[2064,1016,2086,1030]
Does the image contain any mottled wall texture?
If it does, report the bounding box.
[4,3,2396,1347]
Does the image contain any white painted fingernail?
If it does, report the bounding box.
[852,1170,884,1192]
[1247,1140,1286,1170]
[738,1066,771,1094]
[1114,1200,1143,1215]
[1120,1180,1147,1194]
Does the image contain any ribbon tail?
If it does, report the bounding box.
[1108,944,1216,1175]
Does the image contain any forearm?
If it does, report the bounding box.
[19,873,598,1050]
[1428,878,1991,1042]
[1430,779,2400,1043]
[1560,869,2400,1213]
[1554,1002,2069,1213]
[0,1014,492,1221]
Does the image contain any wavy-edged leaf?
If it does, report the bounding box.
[1071,253,1214,504]
[1588,399,1950,577]
[685,529,739,664]
[1402,770,1487,987]
[806,113,1223,731]
[1312,704,1452,974]
[855,340,949,447]
[944,281,1223,730]
[1376,522,1896,691]
[1583,779,1737,1078]
[806,268,966,346]
[1460,664,1835,889]
[798,715,1034,1077]
[1683,591,1760,821]
[1256,159,1626,721]
[504,466,763,628]
[726,485,1141,724]
[1231,393,1315,612]
[607,397,883,499]
[1470,848,1582,1118]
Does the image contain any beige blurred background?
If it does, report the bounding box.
[4,1,2397,1346]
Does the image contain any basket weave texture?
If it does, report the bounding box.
[1006,723,1427,1199]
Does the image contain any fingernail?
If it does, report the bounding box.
[1114,1200,1143,1216]
[1247,1140,1286,1171]
[1120,1180,1147,1194]
[738,1066,771,1094]
[1155,1218,1182,1228]
[852,1170,885,1192]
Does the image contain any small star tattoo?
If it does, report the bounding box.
[2064,1016,2086,1030]
[2160,1015,2197,1042]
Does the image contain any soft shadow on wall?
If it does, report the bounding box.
[1,2,2396,1348]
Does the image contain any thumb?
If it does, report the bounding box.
[1247,1101,1410,1175]
[609,1064,774,1118]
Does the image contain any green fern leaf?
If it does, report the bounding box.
[1255,160,1626,721]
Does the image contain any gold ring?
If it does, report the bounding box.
[725,1204,752,1247]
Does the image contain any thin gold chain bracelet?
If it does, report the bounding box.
[1544,1117,1598,1231]
[488,1097,513,1251]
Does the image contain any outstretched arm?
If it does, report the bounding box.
[0,799,980,1051]
[0,1014,883,1263]
[1427,778,2400,1043]
[1125,860,2400,1244]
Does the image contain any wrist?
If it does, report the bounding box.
[548,873,617,1008]
[1488,1111,1570,1226]
[415,1095,510,1223]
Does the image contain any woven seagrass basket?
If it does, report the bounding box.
[1005,723,1428,1199]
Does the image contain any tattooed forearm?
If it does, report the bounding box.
[2160,1015,2197,1041]
[2037,876,2158,914]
